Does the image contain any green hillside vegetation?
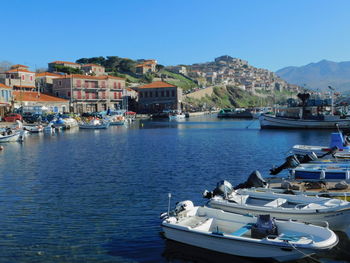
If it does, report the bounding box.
[160,70,198,91]
[185,86,297,109]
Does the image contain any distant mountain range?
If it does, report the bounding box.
[276,60,350,92]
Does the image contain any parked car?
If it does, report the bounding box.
[4,113,23,122]
[22,112,42,123]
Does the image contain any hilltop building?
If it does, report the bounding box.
[136,59,157,74]
[52,74,126,113]
[136,81,182,113]
[48,61,81,72]
[81,64,105,76]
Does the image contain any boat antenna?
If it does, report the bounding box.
[167,193,171,216]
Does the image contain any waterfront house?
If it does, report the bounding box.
[13,91,69,113]
[2,65,36,91]
[0,83,12,118]
[36,72,63,94]
[136,81,183,113]
[81,64,105,76]
[48,61,81,72]
[52,74,126,113]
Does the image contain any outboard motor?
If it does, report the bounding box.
[174,200,194,214]
[234,170,267,190]
[251,214,278,239]
[203,180,233,199]
[270,155,300,175]
[297,152,318,164]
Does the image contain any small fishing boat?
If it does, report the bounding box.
[43,123,55,134]
[291,132,350,157]
[23,125,44,133]
[109,115,126,126]
[79,119,110,129]
[290,163,350,181]
[204,181,350,232]
[0,130,24,142]
[259,92,350,129]
[52,117,78,129]
[161,201,338,262]
[169,111,186,121]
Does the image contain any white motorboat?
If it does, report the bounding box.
[169,111,186,121]
[0,130,24,142]
[161,201,338,262]
[204,181,350,232]
[23,125,43,133]
[109,115,126,126]
[43,123,55,134]
[291,132,350,157]
[79,119,110,129]
[53,117,78,129]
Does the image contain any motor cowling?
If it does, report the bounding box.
[234,170,267,189]
[175,200,194,214]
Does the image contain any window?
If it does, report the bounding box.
[161,91,164,97]
[85,81,89,88]
[58,81,62,86]
[101,81,106,88]
[56,92,59,97]
[86,92,90,99]
[77,80,81,87]
[166,91,169,97]
[140,92,143,98]
[114,82,117,89]
[67,91,71,97]
[155,91,158,97]
[118,82,121,89]
[22,75,24,80]
[114,92,117,99]
[30,75,33,81]
[77,90,82,99]
[149,91,152,97]
[172,90,175,97]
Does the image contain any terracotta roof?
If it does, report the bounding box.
[0,83,11,89]
[11,64,29,68]
[82,64,104,68]
[5,68,35,73]
[56,74,124,80]
[49,61,80,66]
[13,91,68,102]
[36,72,63,77]
[138,81,176,89]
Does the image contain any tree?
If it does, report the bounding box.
[54,65,83,74]
[0,60,12,72]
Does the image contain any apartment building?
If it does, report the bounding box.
[0,83,12,117]
[52,74,126,113]
[2,65,36,91]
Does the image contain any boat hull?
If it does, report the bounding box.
[259,114,350,129]
[0,132,23,142]
[163,225,318,262]
[208,199,350,232]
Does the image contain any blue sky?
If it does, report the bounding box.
[2,0,350,71]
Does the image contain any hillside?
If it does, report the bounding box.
[276,60,350,92]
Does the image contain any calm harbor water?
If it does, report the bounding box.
[0,115,349,263]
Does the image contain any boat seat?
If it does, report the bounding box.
[264,198,287,208]
[230,223,254,236]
